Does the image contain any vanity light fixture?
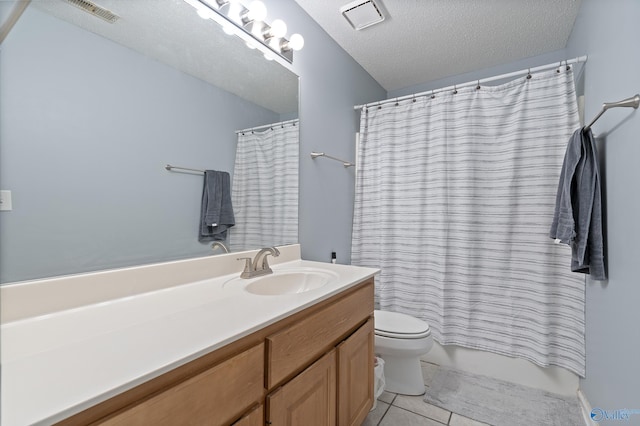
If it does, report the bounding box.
[183,0,304,64]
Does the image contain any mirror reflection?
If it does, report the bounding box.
[0,0,299,283]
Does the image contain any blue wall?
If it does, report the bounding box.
[0,7,279,282]
[264,1,386,265]
[388,49,569,99]
[565,0,640,411]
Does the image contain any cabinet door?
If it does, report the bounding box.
[232,404,263,426]
[337,318,374,426]
[267,349,336,426]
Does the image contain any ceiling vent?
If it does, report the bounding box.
[65,0,119,23]
[340,0,385,31]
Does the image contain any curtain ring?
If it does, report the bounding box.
[412,95,416,103]
[377,101,382,110]
[526,68,532,79]
[566,60,571,71]
[476,80,481,90]
[431,90,435,99]
[453,85,458,95]
[395,98,399,106]
[557,61,562,73]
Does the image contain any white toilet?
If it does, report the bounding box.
[374,310,433,395]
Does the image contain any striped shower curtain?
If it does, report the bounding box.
[230,121,299,252]
[351,69,587,376]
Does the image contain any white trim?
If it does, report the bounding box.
[578,389,597,426]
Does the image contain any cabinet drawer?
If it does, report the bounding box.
[100,343,264,426]
[266,281,373,389]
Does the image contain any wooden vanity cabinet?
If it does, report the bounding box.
[265,282,375,426]
[266,318,374,426]
[337,318,375,426]
[231,404,263,426]
[267,349,338,425]
[57,279,374,426]
[98,343,265,426]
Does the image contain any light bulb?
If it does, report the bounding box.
[264,52,274,61]
[227,1,243,23]
[288,33,304,51]
[268,37,281,51]
[270,19,287,38]
[246,1,267,22]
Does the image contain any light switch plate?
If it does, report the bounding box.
[0,190,12,211]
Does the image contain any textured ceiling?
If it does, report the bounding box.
[29,0,298,115]
[294,0,582,92]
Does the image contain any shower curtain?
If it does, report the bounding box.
[351,69,587,376]
[230,120,299,252]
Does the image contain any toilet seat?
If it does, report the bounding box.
[374,310,431,339]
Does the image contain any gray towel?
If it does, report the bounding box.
[550,128,605,280]
[198,170,235,242]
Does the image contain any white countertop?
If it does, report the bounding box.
[1,254,378,426]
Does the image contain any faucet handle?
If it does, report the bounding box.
[237,257,253,278]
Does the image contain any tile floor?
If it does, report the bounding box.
[364,361,490,426]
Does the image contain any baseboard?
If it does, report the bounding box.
[578,389,597,426]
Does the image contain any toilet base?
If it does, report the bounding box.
[378,354,425,395]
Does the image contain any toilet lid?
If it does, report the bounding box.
[374,310,431,339]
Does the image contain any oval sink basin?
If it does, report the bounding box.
[243,269,338,296]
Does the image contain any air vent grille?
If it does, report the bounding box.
[65,0,119,23]
[340,0,385,31]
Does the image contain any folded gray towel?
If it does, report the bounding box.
[198,170,235,242]
[550,128,605,280]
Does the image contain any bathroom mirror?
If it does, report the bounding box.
[0,0,299,283]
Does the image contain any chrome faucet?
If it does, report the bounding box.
[210,241,230,253]
[238,247,280,279]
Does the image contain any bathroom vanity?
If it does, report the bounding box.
[0,245,378,426]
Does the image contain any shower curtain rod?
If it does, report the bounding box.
[235,118,299,134]
[354,55,588,110]
[584,94,640,131]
